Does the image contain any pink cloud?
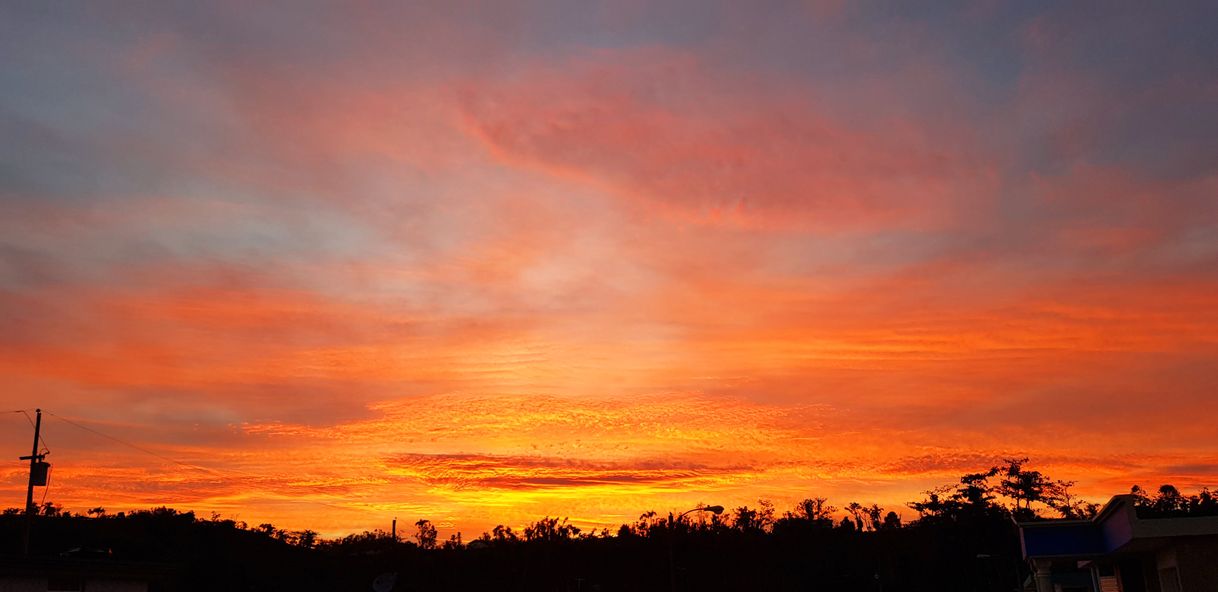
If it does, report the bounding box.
[456,50,994,232]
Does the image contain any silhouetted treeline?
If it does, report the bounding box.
[2,458,1214,591]
[1130,483,1218,518]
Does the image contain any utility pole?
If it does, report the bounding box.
[392,517,397,542]
[19,408,46,556]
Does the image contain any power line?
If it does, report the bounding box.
[39,410,359,514]
[21,409,366,525]
[11,410,50,454]
[40,464,52,507]
[43,411,228,477]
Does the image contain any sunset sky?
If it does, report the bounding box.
[2,2,1217,538]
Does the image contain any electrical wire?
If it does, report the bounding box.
[12,409,51,455]
[44,411,227,477]
[31,409,390,523]
[40,463,52,507]
[40,410,358,514]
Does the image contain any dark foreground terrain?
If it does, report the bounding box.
[3,461,1213,591]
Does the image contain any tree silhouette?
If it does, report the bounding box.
[480,523,518,544]
[779,497,836,530]
[523,516,580,542]
[996,458,1073,520]
[296,529,318,549]
[442,531,464,549]
[415,519,438,549]
[4,459,1210,592]
[1132,484,1218,517]
[730,500,775,534]
[845,502,865,531]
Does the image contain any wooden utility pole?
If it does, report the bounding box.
[19,408,45,556]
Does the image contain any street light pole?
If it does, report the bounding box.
[677,505,724,521]
[669,505,724,592]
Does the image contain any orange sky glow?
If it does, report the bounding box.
[2,2,1217,538]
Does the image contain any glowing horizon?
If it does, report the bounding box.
[2,2,1216,538]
